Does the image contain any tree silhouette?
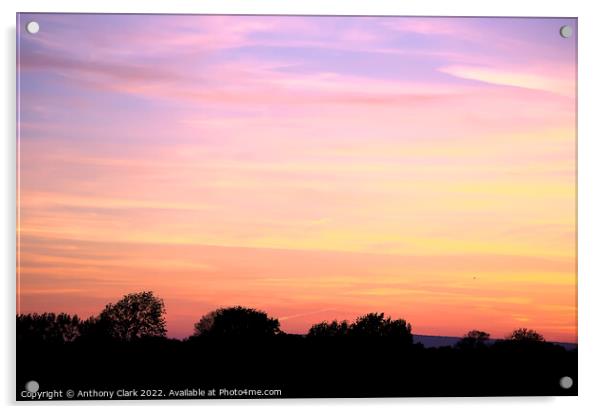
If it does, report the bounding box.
[307,320,349,337]
[349,312,412,343]
[17,313,81,343]
[456,330,490,350]
[506,328,545,342]
[193,306,280,337]
[306,313,413,343]
[96,291,167,341]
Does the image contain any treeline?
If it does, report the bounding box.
[17,291,564,351]
[17,291,577,398]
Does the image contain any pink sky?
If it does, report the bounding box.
[17,15,577,342]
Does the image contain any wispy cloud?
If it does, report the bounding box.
[439,64,575,96]
[17,14,577,342]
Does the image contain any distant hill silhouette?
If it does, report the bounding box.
[413,334,577,351]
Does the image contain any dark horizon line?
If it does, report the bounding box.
[159,331,578,345]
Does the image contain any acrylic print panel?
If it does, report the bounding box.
[16,14,577,400]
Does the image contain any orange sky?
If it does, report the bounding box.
[17,15,577,342]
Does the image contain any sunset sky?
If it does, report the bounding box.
[17,14,577,342]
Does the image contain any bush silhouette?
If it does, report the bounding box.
[307,320,349,337]
[94,291,167,341]
[506,328,545,342]
[456,330,490,350]
[307,313,412,344]
[76,315,111,342]
[17,312,81,343]
[192,306,280,337]
[492,328,551,352]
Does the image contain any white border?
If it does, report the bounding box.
[2,0,601,412]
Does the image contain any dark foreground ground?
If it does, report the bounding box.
[17,336,577,400]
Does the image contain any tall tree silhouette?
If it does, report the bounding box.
[193,306,280,337]
[456,330,490,350]
[96,291,167,341]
